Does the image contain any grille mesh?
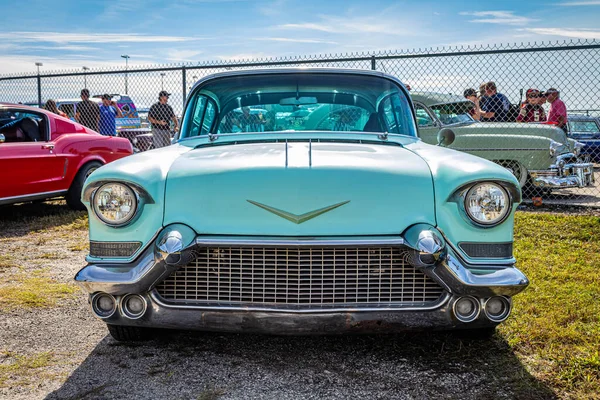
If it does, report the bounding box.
[155,246,445,308]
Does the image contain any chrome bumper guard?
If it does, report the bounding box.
[75,225,529,332]
[530,154,595,189]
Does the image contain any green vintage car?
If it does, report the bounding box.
[75,69,528,341]
[411,92,594,189]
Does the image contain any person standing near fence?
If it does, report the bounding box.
[480,81,510,122]
[463,88,482,120]
[545,88,568,132]
[98,94,123,136]
[148,90,178,148]
[76,89,100,131]
[44,99,67,118]
[516,89,546,123]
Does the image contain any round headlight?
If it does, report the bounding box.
[464,183,510,226]
[92,183,137,226]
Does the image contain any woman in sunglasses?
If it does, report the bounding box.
[516,88,546,123]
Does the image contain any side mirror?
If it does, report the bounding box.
[437,128,455,147]
[0,134,5,144]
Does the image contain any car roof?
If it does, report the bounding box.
[568,114,600,121]
[56,98,101,103]
[188,67,408,93]
[410,91,468,106]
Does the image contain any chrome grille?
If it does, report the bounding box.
[155,246,445,308]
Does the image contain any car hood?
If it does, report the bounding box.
[454,122,569,144]
[163,141,436,236]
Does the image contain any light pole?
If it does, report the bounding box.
[82,66,89,88]
[35,62,43,107]
[121,55,130,94]
[160,73,165,91]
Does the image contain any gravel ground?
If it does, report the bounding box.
[0,202,560,400]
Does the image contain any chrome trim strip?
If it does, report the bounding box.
[0,190,68,206]
[150,290,451,314]
[194,236,405,247]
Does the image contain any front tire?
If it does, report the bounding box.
[107,324,151,342]
[65,161,102,210]
[496,160,529,188]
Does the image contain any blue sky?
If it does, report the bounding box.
[1,0,599,74]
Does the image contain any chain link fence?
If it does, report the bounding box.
[1,40,599,206]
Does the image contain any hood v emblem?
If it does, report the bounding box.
[247,200,350,224]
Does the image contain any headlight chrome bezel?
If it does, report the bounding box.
[92,182,139,227]
[462,182,512,228]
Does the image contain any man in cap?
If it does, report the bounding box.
[545,88,568,132]
[98,94,123,136]
[516,89,546,123]
[480,81,511,122]
[148,90,178,148]
[76,88,100,131]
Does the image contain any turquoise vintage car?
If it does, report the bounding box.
[411,92,594,189]
[75,69,529,341]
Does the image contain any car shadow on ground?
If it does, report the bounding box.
[0,200,85,238]
[46,329,557,400]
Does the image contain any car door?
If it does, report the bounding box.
[0,109,65,201]
[413,102,440,144]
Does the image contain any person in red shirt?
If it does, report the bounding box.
[545,88,568,132]
[516,88,546,123]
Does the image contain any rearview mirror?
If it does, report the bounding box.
[437,128,455,147]
[0,134,5,144]
[280,96,318,106]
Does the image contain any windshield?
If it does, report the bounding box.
[430,102,474,125]
[181,73,416,138]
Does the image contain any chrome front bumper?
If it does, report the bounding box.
[530,154,595,189]
[75,225,529,333]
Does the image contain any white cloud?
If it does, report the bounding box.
[523,27,600,39]
[460,11,537,26]
[276,14,413,35]
[258,0,287,16]
[0,32,200,44]
[252,37,338,44]
[557,1,600,5]
[166,49,203,62]
[216,53,271,61]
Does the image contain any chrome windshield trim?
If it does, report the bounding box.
[194,236,406,248]
[150,290,450,314]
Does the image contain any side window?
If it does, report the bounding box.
[379,93,417,136]
[570,121,599,133]
[200,100,216,135]
[415,104,435,127]
[187,96,207,137]
[0,110,46,142]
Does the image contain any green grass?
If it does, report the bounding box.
[0,351,56,388]
[0,269,78,310]
[500,212,600,398]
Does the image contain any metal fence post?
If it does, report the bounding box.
[371,56,376,70]
[182,66,187,110]
[37,75,42,107]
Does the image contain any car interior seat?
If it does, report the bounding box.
[20,117,42,142]
[363,113,384,132]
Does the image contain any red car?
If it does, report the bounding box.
[0,103,133,210]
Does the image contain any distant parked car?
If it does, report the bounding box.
[567,114,600,163]
[411,92,594,190]
[57,94,142,131]
[0,103,133,209]
[76,68,528,342]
